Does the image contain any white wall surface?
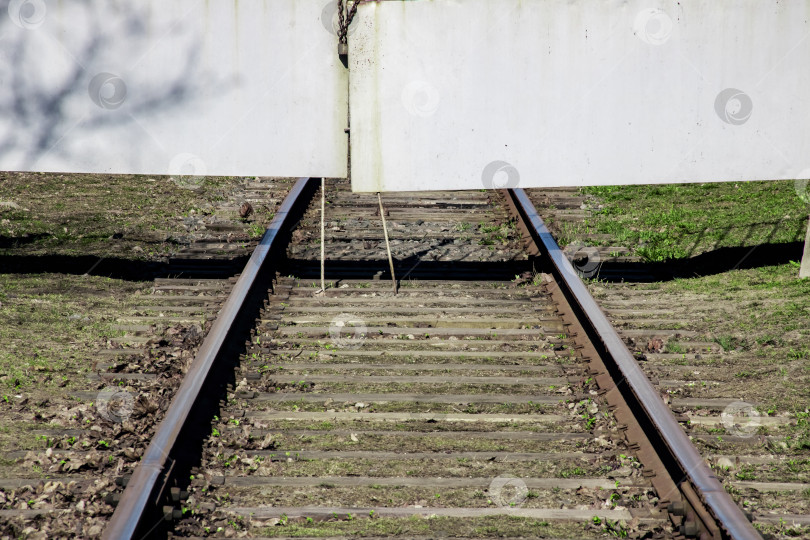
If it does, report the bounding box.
[0,0,348,178]
[349,0,810,192]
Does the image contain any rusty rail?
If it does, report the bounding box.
[104,180,759,539]
[504,188,761,540]
[103,177,318,540]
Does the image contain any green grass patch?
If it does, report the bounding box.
[569,181,808,262]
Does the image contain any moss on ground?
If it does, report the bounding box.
[0,273,147,460]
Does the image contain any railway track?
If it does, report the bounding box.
[90,178,762,539]
[0,178,766,538]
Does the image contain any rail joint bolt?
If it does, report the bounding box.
[667,500,687,516]
[680,520,700,537]
[170,487,189,502]
[163,505,182,521]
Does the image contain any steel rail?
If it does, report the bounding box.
[103,177,318,540]
[506,188,761,540]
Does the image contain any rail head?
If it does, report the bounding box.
[505,188,761,540]
[103,177,318,540]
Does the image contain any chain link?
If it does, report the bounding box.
[338,0,346,42]
[337,0,361,44]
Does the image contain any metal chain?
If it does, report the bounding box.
[337,0,361,45]
[338,0,346,43]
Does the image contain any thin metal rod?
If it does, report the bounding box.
[801,214,810,278]
[377,192,397,293]
[321,178,326,292]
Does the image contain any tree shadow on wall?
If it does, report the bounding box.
[0,1,228,171]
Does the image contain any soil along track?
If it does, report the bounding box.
[0,173,290,276]
[0,176,294,539]
[588,272,810,539]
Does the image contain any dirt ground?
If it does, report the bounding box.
[0,172,277,261]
